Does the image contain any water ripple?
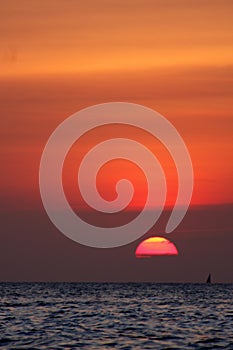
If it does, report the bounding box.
[0,283,232,349]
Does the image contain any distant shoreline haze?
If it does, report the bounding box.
[1,204,232,283]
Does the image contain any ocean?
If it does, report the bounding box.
[0,283,232,349]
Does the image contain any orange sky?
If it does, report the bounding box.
[1,0,233,210]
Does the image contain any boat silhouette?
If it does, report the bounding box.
[206,273,211,283]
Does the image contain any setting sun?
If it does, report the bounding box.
[135,237,178,258]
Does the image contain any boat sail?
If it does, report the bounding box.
[206,273,211,283]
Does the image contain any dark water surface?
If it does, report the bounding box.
[0,283,232,349]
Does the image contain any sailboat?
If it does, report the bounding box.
[206,273,211,283]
